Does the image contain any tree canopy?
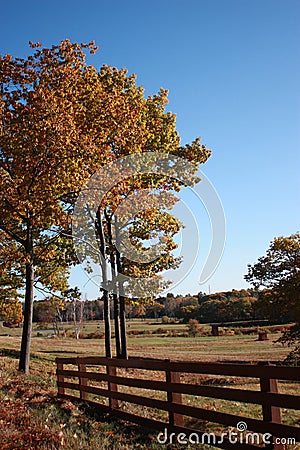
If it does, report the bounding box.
[0,40,211,371]
[245,233,300,323]
[245,233,300,363]
[0,40,104,372]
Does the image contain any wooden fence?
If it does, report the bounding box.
[56,357,300,449]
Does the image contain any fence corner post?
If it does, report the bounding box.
[259,362,283,450]
[165,359,184,428]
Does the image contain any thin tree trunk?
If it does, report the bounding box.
[103,291,111,357]
[119,290,128,359]
[105,212,121,357]
[56,306,65,337]
[19,224,34,374]
[96,208,111,357]
[115,216,128,359]
[112,292,121,357]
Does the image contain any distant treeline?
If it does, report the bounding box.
[154,289,291,324]
[32,288,292,325]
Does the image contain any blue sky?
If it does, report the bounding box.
[1,0,299,297]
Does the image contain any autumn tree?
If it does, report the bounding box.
[131,302,146,319]
[0,233,24,304]
[73,67,211,358]
[62,287,83,339]
[78,147,210,358]
[0,232,24,324]
[0,299,23,324]
[146,301,165,319]
[245,233,300,362]
[0,40,108,372]
[34,295,66,336]
[111,207,182,356]
[1,40,211,369]
[187,319,201,337]
[34,299,56,325]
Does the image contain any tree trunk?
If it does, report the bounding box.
[115,216,128,359]
[103,290,111,357]
[112,292,121,357]
[19,225,34,374]
[119,290,128,359]
[56,306,65,337]
[96,208,111,357]
[105,212,121,357]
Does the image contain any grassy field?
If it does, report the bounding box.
[0,320,299,449]
[0,319,294,362]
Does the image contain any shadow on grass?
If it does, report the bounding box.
[220,359,284,365]
[0,348,20,359]
[0,348,54,363]
[40,350,79,354]
[78,401,162,448]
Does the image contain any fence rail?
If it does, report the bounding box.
[56,357,300,450]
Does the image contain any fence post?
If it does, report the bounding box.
[78,361,88,401]
[56,361,65,396]
[259,363,283,450]
[107,361,119,410]
[166,360,183,427]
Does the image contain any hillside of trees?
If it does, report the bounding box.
[27,288,293,328]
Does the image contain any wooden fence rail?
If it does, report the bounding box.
[56,357,300,450]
